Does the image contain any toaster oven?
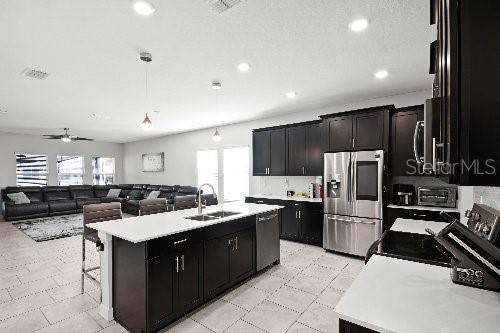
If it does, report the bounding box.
[417,187,457,208]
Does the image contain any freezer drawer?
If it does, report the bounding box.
[256,210,280,271]
[323,214,382,257]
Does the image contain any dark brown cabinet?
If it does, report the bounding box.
[286,121,325,176]
[281,205,300,239]
[148,254,176,328]
[327,115,353,151]
[204,227,255,300]
[252,128,286,176]
[353,112,385,150]
[112,215,261,333]
[254,121,324,177]
[390,105,424,176]
[253,130,270,176]
[322,106,391,152]
[430,0,500,186]
[286,125,307,176]
[246,197,322,246]
[204,234,232,299]
[281,201,322,246]
[176,243,204,315]
[306,122,325,175]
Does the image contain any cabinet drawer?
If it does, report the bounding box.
[147,229,203,259]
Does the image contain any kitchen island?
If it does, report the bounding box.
[334,218,500,333]
[87,202,283,333]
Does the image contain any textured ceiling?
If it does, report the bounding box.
[0,0,434,142]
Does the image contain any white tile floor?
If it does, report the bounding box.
[0,220,365,333]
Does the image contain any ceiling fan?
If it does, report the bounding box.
[43,128,94,143]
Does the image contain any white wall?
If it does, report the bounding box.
[0,132,124,188]
[123,89,433,198]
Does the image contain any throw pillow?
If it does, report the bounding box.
[147,190,160,199]
[107,189,121,198]
[7,192,31,204]
[129,190,143,199]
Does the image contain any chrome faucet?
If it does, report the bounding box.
[197,183,217,215]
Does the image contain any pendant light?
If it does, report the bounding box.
[212,80,222,142]
[140,52,153,131]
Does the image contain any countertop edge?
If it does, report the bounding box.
[386,204,459,212]
[88,204,284,243]
[246,194,323,203]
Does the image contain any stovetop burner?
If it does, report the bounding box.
[366,230,452,267]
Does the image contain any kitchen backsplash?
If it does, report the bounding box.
[253,176,319,197]
[473,186,500,211]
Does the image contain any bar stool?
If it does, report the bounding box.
[173,195,197,210]
[138,198,169,216]
[81,202,122,295]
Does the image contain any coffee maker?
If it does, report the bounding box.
[392,184,415,206]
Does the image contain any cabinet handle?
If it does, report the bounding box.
[173,238,187,245]
[235,237,238,250]
[175,256,179,273]
[295,211,298,219]
[413,213,427,218]
[298,210,301,219]
[181,255,185,271]
[302,166,305,175]
[352,138,355,148]
[228,239,232,247]
[257,200,264,203]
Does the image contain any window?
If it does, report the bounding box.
[223,147,249,202]
[197,149,218,195]
[15,153,48,186]
[92,157,115,185]
[57,156,84,185]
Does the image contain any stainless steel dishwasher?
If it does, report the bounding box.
[256,209,280,271]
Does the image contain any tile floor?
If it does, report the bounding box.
[0,219,364,333]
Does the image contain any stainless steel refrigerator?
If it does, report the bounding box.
[323,150,384,256]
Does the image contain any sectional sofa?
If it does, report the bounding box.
[1,184,216,221]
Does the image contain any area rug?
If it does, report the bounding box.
[12,214,84,242]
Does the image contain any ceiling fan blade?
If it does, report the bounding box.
[43,135,63,139]
[72,137,94,141]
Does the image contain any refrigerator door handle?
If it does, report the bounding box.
[347,158,352,203]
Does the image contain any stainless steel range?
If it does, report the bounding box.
[323,150,384,256]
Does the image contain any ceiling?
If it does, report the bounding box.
[0,0,434,143]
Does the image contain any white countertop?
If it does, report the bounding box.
[391,218,449,235]
[334,218,500,332]
[387,204,459,213]
[87,202,283,243]
[247,194,322,203]
[334,255,500,333]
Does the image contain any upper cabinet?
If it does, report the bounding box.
[430,0,500,186]
[390,105,424,176]
[286,121,325,176]
[252,128,286,176]
[253,121,324,176]
[327,115,353,151]
[322,106,391,152]
[305,122,325,176]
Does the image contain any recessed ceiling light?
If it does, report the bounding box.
[237,62,251,73]
[349,18,369,32]
[374,70,389,80]
[286,91,297,99]
[133,1,156,16]
[0,109,7,115]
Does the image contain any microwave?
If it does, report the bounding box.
[413,98,442,174]
[417,186,457,208]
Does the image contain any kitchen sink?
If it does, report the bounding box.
[185,211,241,222]
[185,215,218,222]
[206,211,240,218]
